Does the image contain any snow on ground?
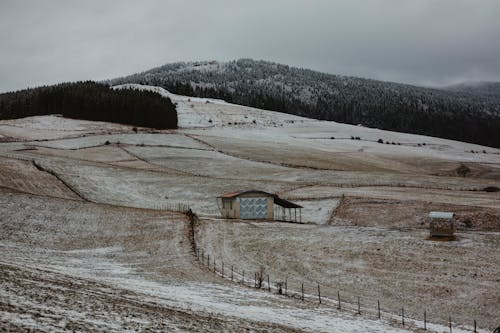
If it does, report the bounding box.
[0,189,419,333]
[114,84,312,128]
[289,198,339,224]
[1,85,499,331]
[283,185,500,209]
[27,155,292,215]
[30,133,207,150]
[195,218,500,331]
[0,115,133,141]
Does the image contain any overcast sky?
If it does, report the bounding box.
[1,0,499,92]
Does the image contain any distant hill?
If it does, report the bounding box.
[111,59,500,148]
[442,81,500,100]
[0,81,177,129]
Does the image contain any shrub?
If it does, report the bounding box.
[456,163,471,177]
[483,186,500,192]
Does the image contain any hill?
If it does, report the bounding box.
[0,81,178,129]
[111,59,500,148]
[442,81,500,100]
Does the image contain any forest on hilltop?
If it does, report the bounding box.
[0,81,178,129]
[112,59,500,148]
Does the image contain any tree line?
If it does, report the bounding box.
[0,81,177,129]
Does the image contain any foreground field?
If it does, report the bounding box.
[195,218,500,329]
[1,189,414,333]
[0,85,499,332]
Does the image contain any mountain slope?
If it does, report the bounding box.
[111,59,500,148]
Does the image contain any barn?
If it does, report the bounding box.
[217,190,303,222]
[429,211,455,237]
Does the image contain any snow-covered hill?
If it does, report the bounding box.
[111,59,500,148]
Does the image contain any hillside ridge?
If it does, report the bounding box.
[111,59,500,148]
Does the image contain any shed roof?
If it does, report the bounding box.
[429,211,454,219]
[218,190,302,208]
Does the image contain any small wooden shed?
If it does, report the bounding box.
[429,211,455,237]
[217,190,303,222]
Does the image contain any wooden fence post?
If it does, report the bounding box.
[285,279,288,296]
[213,259,216,273]
[337,291,341,310]
[473,319,476,333]
[317,284,321,304]
[377,300,380,319]
[222,262,224,277]
[301,283,304,301]
[267,275,270,292]
[242,270,244,284]
[231,265,233,281]
[207,254,210,267]
[424,310,426,330]
[449,316,452,333]
[357,296,361,315]
[401,307,404,326]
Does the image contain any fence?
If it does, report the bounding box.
[151,202,191,213]
[191,246,489,333]
[185,210,489,333]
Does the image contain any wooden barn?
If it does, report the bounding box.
[429,211,455,237]
[217,190,303,222]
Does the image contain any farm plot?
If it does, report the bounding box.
[186,122,500,177]
[33,158,294,215]
[191,132,416,173]
[287,198,339,224]
[30,133,208,150]
[30,145,138,163]
[0,157,81,200]
[332,197,500,231]
[282,185,500,209]
[195,219,500,330]
[189,132,500,188]
[0,188,416,333]
[0,115,132,141]
[124,145,302,181]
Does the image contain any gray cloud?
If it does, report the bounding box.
[1,0,500,92]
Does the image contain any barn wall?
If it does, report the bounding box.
[219,197,239,218]
[267,196,274,219]
[237,192,274,220]
[219,192,276,220]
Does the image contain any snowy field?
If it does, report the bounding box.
[1,189,419,333]
[0,85,499,332]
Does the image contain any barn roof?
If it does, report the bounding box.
[219,190,273,198]
[429,211,454,219]
[274,196,302,209]
[218,190,302,208]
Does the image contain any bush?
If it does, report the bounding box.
[483,186,500,192]
[456,163,471,177]
[377,138,384,144]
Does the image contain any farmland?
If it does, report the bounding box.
[1,85,499,332]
